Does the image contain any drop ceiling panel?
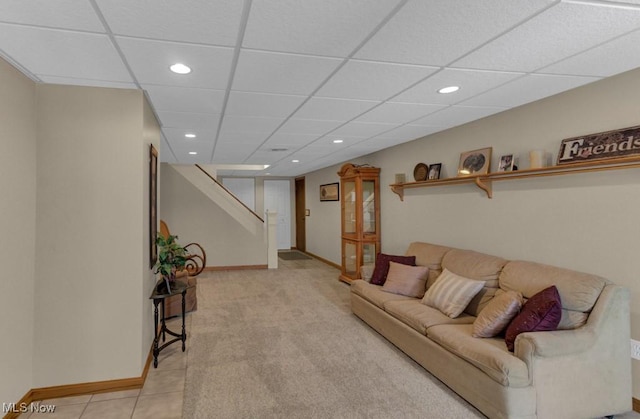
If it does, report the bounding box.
[330,121,397,138]
[541,29,640,77]
[453,2,640,72]
[95,0,244,46]
[292,97,380,121]
[262,133,320,148]
[163,127,217,146]
[226,91,307,118]
[0,0,105,31]
[215,131,271,145]
[460,74,600,108]
[412,106,506,127]
[117,37,234,89]
[243,0,402,57]
[392,68,524,105]
[156,111,220,131]
[355,0,556,65]
[276,118,344,135]
[232,50,343,95]
[0,24,132,82]
[370,125,445,143]
[143,85,226,114]
[356,102,446,124]
[219,115,285,134]
[316,60,438,100]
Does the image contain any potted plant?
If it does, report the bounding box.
[154,234,188,293]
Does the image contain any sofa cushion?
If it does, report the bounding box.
[441,248,508,316]
[370,253,416,285]
[428,324,530,387]
[500,261,609,329]
[384,300,475,335]
[382,262,429,298]
[405,242,453,288]
[504,286,562,352]
[421,269,485,318]
[351,280,416,309]
[473,290,523,338]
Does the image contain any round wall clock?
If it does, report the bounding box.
[413,163,429,181]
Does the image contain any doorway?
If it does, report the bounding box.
[295,177,306,252]
[264,180,291,250]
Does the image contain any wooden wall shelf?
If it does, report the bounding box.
[390,155,640,200]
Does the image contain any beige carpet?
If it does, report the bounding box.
[183,259,485,418]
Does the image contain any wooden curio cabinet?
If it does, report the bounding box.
[338,163,381,284]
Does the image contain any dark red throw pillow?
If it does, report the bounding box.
[370,253,416,285]
[504,285,562,352]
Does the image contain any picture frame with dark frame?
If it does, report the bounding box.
[498,154,515,172]
[149,144,158,269]
[457,147,492,176]
[320,182,339,201]
[428,163,442,180]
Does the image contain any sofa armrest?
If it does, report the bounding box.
[515,328,597,358]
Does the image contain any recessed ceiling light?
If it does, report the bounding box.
[438,85,460,94]
[170,63,191,74]
[333,139,344,143]
[292,159,299,163]
[188,151,197,155]
[185,133,196,138]
[263,165,270,169]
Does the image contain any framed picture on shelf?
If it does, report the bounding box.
[428,163,442,180]
[320,182,339,201]
[498,154,514,172]
[458,147,492,176]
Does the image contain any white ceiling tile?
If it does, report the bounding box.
[219,115,285,134]
[460,74,600,108]
[162,127,217,145]
[243,0,401,57]
[226,91,307,118]
[412,106,506,127]
[0,25,132,82]
[143,85,226,114]
[392,68,524,105]
[370,125,445,142]
[453,1,640,72]
[37,76,137,89]
[330,121,397,138]
[293,97,380,121]
[316,60,438,100]
[276,119,344,135]
[95,0,244,46]
[263,133,320,148]
[117,37,233,88]
[541,29,640,77]
[0,0,105,31]
[356,102,446,124]
[156,111,220,130]
[355,0,556,65]
[232,50,342,95]
[215,132,270,145]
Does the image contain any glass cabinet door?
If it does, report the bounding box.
[343,180,356,234]
[343,241,357,276]
[362,243,377,265]
[362,180,376,234]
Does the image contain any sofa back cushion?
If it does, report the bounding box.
[405,242,453,288]
[441,248,508,316]
[499,261,610,329]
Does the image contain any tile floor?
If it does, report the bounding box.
[18,315,190,419]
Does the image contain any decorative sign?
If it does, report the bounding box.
[557,125,640,164]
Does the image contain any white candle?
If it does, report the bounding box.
[529,150,546,168]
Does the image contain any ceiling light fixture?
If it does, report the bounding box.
[333,139,344,143]
[292,159,299,163]
[170,63,191,74]
[189,151,197,155]
[185,133,196,138]
[438,85,460,94]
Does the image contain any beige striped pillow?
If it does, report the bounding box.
[421,269,485,318]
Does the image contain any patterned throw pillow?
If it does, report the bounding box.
[472,291,524,338]
[421,269,485,318]
[381,262,429,298]
[370,253,416,285]
[504,286,562,352]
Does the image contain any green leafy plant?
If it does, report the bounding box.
[154,234,187,281]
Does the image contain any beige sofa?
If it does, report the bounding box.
[351,242,631,419]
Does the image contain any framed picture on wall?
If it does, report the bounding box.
[458,147,492,176]
[320,182,339,201]
[149,144,158,269]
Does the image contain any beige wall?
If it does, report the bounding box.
[33,84,158,387]
[160,164,268,267]
[303,67,640,400]
[0,57,37,403]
